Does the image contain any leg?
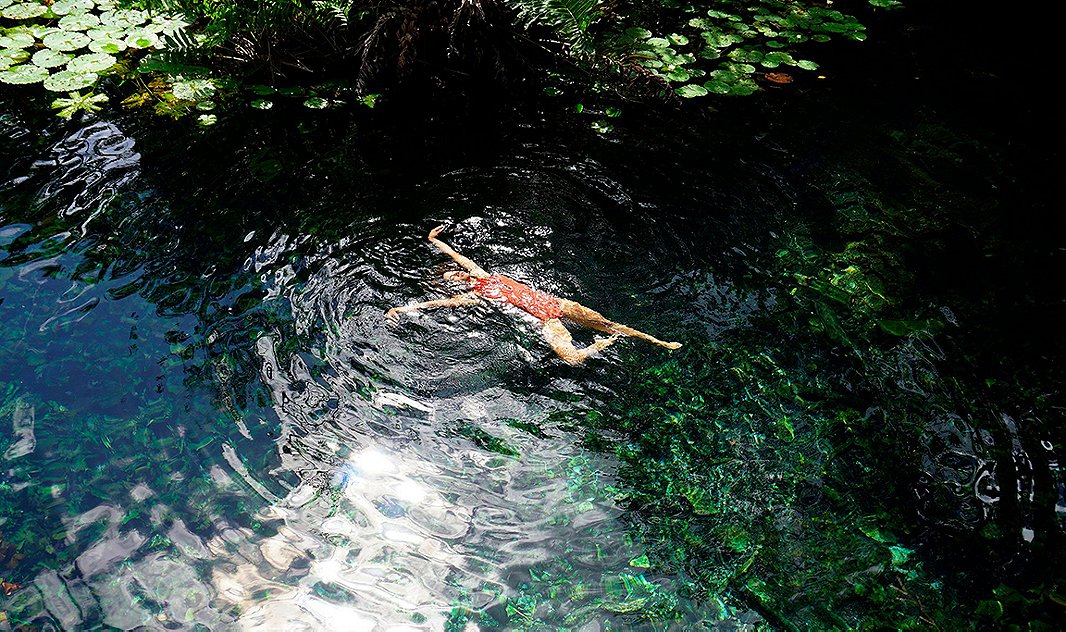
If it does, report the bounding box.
[387,292,480,319]
[542,318,620,365]
[558,299,682,350]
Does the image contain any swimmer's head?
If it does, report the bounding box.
[444,270,473,284]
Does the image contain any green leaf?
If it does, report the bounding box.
[303,97,329,109]
[43,68,98,91]
[50,90,108,118]
[31,49,74,69]
[87,26,125,41]
[171,77,216,101]
[124,29,159,49]
[624,27,651,40]
[2,3,48,20]
[250,99,273,110]
[43,31,91,52]
[0,63,49,84]
[67,52,117,73]
[99,9,148,28]
[676,84,708,98]
[796,59,819,71]
[58,12,100,32]
[197,113,217,126]
[50,0,95,15]
[88,38,125,54]
[0,29,35,49]
[1,47,31,66]
[668,33,689,46]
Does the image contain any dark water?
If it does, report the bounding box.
[1,5,1063,630]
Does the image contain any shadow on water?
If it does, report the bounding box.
[0,9,1063,626]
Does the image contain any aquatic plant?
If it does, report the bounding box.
[0,0,191,112]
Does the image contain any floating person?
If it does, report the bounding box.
[387,226,682,365]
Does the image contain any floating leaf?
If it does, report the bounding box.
[197,113,216,126]
[195,99,215,111]
[676,84,708,98]
[43,68,97,91]
[50,0,95,15]
[764,71,793,84]
[146,16,190,36]
[1,47,30,65]
[87,25,125,40]
[43,31,91,51]
[31,49,74,68]
[0,29,35,49]
[250,99,273,110]
[99,9,148,28]
[2,3,48,20]
[124,29,159,49]
[88,38,125,54]
[303,97,328,109]
[58,12,100,31]
[0,63,49,84]
[668,33,689,46]
[171,77,215,100]
[624,27,651,40]
[796,59,819,71]
[50,90,107,118]
[67,52,116,73]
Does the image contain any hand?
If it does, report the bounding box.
[428,225,445,240]
[386,308,401,320]
[664,341,682,350]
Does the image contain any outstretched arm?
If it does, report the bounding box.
[428,226,489,277]
[386,292,480,320]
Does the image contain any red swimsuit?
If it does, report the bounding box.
[470,275,563,321]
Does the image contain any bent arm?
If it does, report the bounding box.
[386,292,480,319]
[428,226,489,277]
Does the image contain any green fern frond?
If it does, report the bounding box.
[512,0,601,55]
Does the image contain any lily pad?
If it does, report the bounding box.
[303,97,329,109]
[124,29,159,49]
[796,59,819,71]
[67,52,116,73]
[0,63,49,84]
[0,29,36,49]
[88,38,125,54]
[250,99,273,109]
[146,16,190,36]
[59,12,101,31]
[676,84,708,98]
[28,25,60,39]
[171,77,215,100]
[2,3,48,20]
[43,31,91,52]
[49,0,95,15]
[1,47,30,65]
[43,68,97,91]
[99,9,147,28]
[87,26,125,40]
[31,49,74,68]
